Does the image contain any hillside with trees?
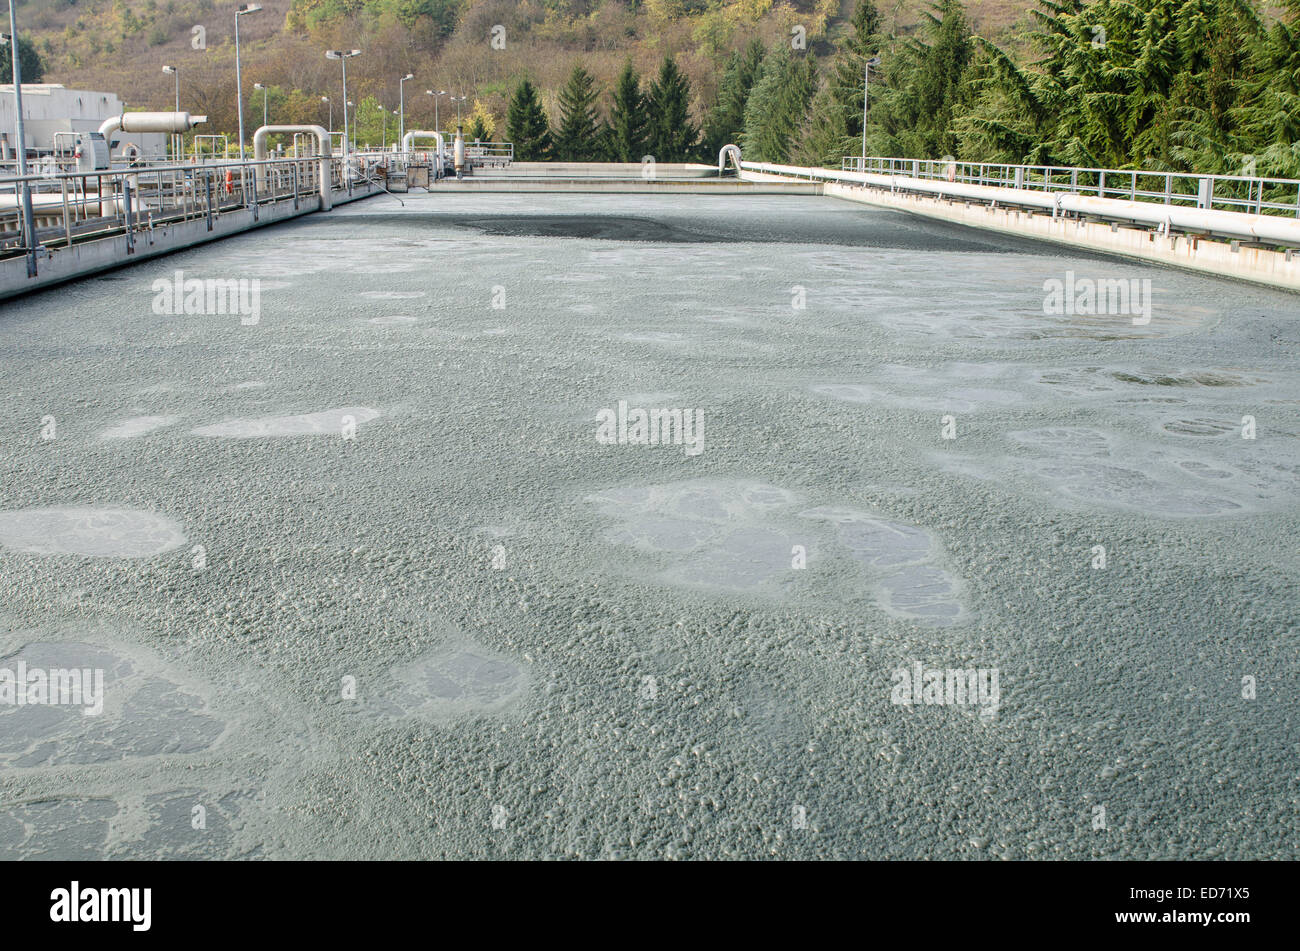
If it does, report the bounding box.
[5,0,1299,176]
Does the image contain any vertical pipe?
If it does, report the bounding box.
[860,60,868,162]
[235,12,245,159]
[7,0,39,276]
[341,58,350,172]
[60,175,71,246]
[123,179,134,253]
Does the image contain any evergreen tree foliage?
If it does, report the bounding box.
[0,34,44,83]
[796,1,885,166]
[742,45,819,162]
[704,38,766,156]
[506,78,552,161]
[867,0,973,159]
[647,56,700,161]
[552,65,604,162]
[608,60,650,161]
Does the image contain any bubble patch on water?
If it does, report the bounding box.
[368,644,528,719]
[585,480,967,622]
[945,421,1286,516]
[1161,417,1238,437]
[368,315,418,326]
[0,788,253,859]
[98,416,182,440]
[587,481,804,594]
[1029,461,1244,516]
[0,508,186,558]
[813,382,1023,414]
[0,641,226,769]
[800,507,967,626]
[0,798,119,860]
[823,269,1209,340]
[191,406,380,438]
[1008,428,1113,457]
[622,331,689,346]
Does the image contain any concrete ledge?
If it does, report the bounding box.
[413,179,820,194]
[493,162,720,179]
[824,181,1300,292]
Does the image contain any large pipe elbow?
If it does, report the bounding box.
[401,130,445,163]
[718,144,742,176]
[251,124,333,212]
[252,124,330,160]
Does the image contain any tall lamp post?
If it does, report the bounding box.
[325,49,361,163]
[346,100,355,151]
[162,64,180,159]
[234,4,262,159]
[398,73,413,146]
[450,94,466,127]
[253,82,268,127]
[163,64,180,112]
[861,55,881,167]
[322,96,332,143]
[426,89,446,133]
[2,10,37,277]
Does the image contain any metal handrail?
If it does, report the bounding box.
[841,156,1300,219]
[0,156,350,258]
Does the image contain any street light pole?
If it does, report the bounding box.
[254,83,268,127]
[861,55,881,166]
[163,64,179,158]
[322,97,332,142]
[399,73,413,147]
[326,49,361,165]
[234,4,262,159]
[426,89,446,134]
[2,8,37,276]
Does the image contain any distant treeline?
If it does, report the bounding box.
[509,0,1300,176]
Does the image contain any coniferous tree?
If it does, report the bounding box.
[953,0,1267,172]
[1231,0,1300,177]
[646,56,700,161]
[833,1,886,157]
[0,34,44,83]
[607,60,650,161]
[704,38,766,156]
[506,78,551,161]
[742,46,818,162]
[796,1,885,166]
[552,65,604,161]
[872,0,973,159]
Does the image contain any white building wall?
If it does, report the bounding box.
[0,84,167,159]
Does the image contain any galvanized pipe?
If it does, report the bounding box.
[252,125,332,211]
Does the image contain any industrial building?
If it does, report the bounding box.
[0,83,166,163]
